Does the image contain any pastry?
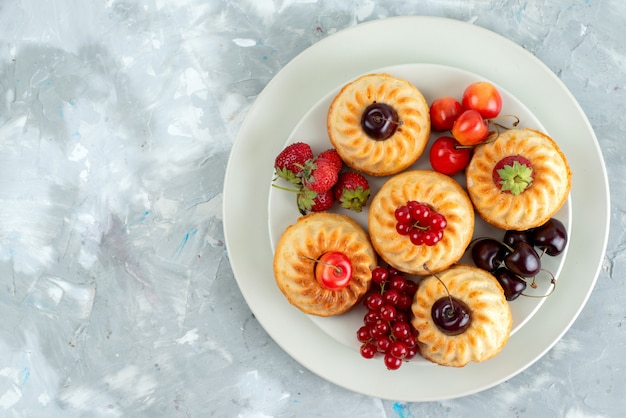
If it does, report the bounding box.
[466,128,571,230]
[411,264,512,367]
[368,170,474,275]
[273,212,377,316]
[327,73,430,176]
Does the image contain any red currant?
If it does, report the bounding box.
[363,310,380,326]
[409,229,425,245]
[395,293,412,311]
[403,333,418,349]
[404,280,418,297]
[413,204,431,225]
[371,320,390,338]
[391,321,412,340]
[405,346,418,360]
[384,353,403,370]
[376,335,392,353]
[422,230,440,246]
[383,289,401,306]
[395,221,412,236]
[356,325,371,343]
[429,213,448,230]
[360,342,377,359]
[390,275,407,292]
[387,267,403,277]
[379,304,397,322]
[389,341,409,359]
[371,266,389,285]
[395,310,410,324]
[394,205,412,223]
[365,293,384,311]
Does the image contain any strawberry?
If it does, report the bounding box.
[301,157,339,193]
[274,142,314,185]
[317,148,343,174]
[493,155,534,195]
[296,187,334,214]
[332,171,371,212]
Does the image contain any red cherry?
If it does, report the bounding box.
[462,81,502,119]
[314,251,352,290]
[429,96,463,131]
[429,136,472,175]
[451,109,489,146]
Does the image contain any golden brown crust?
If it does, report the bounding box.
[466,128,572,230]
[327,73,430,176]
[273,212,377,316]
[367,170,474,275]
[411,265,512,367]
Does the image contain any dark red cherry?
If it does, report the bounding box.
[531,218,568,256]
[493,267,527,301]
[431,297,471,335]
[503,229,530,250]
[471,238,508,272]
[504,241,541,278]
[361,102,399,140]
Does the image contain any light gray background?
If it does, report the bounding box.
[0,1,623,416]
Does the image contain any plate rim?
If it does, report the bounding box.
[223,15,611,401]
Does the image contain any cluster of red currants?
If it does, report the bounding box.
[357,266,419,370]
[394,201,447,246]
[428,81,504,176]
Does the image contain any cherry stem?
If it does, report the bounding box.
[372,115,404,126]
[486,114,520,127]
[423,263,454,314]
[470,236,515,253]
[299,255,342,273]
[520,269,556,298]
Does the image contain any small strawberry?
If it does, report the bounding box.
[332,171,371,212]
[274,142,314,185]
[310,189,335,212]
[302,157,339,193]
[317,148,343,174]
[493,155,534,195]
[296,187,334,214]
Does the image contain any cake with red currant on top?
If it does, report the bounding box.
[367,170,474,275]
[466,128,571,231]
[327,73,430,176]
[273,212,377,316]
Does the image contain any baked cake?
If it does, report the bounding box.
[367,170,474,275]
[466,128,571,230]
[273,212,377,316]
[411,264,512,367]
[327,73,430,176]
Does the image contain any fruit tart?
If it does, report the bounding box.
[327,73,430,176]
[273,212,377,316]
[368,170,474,275]
[466,128,571,231]
[411,265,512,367]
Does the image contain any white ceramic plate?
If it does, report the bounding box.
[223,16,610,401]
